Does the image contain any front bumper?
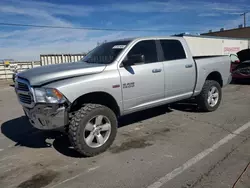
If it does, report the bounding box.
[23,104,68,130]
[232,73,250,79]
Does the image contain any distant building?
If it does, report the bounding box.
[201,26,250,39]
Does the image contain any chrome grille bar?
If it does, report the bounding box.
[17,82,29,91]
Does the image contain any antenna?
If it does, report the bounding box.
[240,12,248,27]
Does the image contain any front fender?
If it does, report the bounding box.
[44,71,123,112]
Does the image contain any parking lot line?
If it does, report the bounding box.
[49,166,100,188]
[147,121,250,188]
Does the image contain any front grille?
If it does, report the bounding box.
[17,82,29,91]
[16,79,34,107]
[18,93,32,104]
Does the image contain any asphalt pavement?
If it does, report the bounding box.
[0,81,250,188]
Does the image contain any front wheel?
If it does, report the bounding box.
[196,80,222,112]
[68,104,117,157]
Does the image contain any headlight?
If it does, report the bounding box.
[34,88,66,103]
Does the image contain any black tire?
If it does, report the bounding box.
[196,80,222,112]
[68,104,117,157]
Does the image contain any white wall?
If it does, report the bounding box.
[0,53,86,80]
[183,36,249,56]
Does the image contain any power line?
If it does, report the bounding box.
[0,22,202,32]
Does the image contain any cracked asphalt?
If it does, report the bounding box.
[0,81,250,188]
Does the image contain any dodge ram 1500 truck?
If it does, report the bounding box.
[15,36,232,156]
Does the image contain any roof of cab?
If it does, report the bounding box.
[112,36,183,42]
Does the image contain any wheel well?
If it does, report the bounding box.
[206,71,223,87]
[70,92,120,117]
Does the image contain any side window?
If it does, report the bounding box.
[127,40,158,64]
[160,40,186,61]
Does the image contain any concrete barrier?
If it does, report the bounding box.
[0,61,40,80]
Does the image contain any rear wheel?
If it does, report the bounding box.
[196,80,222,112]
[68,104,117,157]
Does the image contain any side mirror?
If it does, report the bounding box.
[123,54,145,66]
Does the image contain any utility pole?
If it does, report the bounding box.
[240,12,248,27]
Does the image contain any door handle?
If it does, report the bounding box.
[185,64,193,68]
[152,69,162,73]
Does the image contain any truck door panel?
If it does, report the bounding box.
[159,39,196,99]
[118,40,165,112]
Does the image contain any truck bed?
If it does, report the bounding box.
[193,55,231,96]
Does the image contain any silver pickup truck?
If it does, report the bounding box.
[15,36,232,156]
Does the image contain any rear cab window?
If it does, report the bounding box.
[159,40,187,61]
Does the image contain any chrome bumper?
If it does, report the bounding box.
[23,104,68,130]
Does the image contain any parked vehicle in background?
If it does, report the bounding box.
[15,36,232,157]
[230,49,250,80]
[10,64,28,83]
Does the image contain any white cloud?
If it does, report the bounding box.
[0,0,92,61]
[108,1,249,13]
[106,22,113,26]
[107,1,189,13]
[0,0,93,17]
[198,13,220,17]
[0,27,146,61]
[1,0,250,61]
[0,0,164,61]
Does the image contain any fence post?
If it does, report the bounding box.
[40,56,43,66]
[4,64,7,80]
[31,61,34,68]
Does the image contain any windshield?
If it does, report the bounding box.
[81,40,131,64]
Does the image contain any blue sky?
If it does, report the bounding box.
[0,0,250,61]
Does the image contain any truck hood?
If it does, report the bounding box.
[17,62,106,86]
[237,49,250,63]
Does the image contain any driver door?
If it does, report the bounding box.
[118,40,165,114]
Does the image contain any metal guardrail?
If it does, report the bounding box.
[40,54,85,66]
